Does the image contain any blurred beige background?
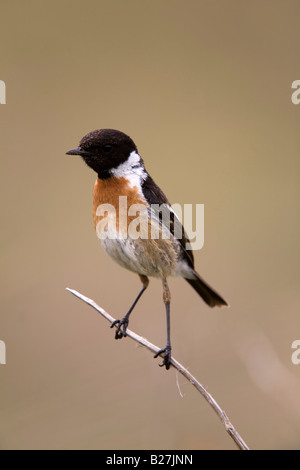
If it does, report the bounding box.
[1,0,299,450]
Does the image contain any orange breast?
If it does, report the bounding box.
[93,176,147,231]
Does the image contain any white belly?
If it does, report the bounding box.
[99,235,179,279]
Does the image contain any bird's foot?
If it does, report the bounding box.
[154,344,172,370]
[111,316,129,339]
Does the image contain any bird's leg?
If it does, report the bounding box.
[111,275,149,339]
[154,278,172,369]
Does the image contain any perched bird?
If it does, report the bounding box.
[66,129,227,369]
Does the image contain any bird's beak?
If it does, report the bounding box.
[66,146,85,156]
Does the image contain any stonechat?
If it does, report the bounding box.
[67,129,227,369]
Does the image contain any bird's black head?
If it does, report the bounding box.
[66,129,138,179]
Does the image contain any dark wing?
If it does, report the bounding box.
[141,174,194,269]
[142,174,228,308]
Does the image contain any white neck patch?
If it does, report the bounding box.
[111,150,147,191]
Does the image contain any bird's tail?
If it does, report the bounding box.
[185,272,228,307]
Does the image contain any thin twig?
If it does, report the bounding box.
[66,287,250,450]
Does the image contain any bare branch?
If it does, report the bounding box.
[66,287,250,450]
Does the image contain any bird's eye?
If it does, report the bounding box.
[103,144,113,152]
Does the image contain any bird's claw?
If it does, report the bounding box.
[111,317,129,339]
[154,345,172,370]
